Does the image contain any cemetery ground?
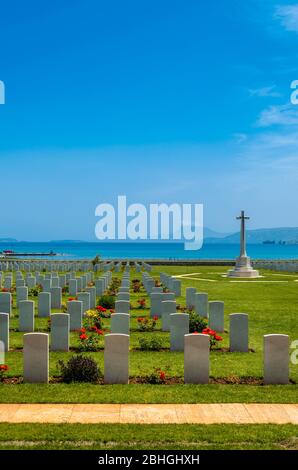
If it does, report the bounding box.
[0,265,297,449]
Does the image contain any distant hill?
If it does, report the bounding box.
[0,238,18,243]
[48,240,87,243]
[205,227,298,244]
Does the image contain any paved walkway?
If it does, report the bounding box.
[0,404,297,424]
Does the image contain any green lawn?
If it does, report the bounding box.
[2,265,298,403]
[0,423,297,450]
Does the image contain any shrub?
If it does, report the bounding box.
[92,255,100,266]
[139,336,163,351]
[146,367,167,384]
[189,311,208,333]
[57,355,101,383]
[98,295,115,309]
[28,285,42,297]
[137,316,158,332]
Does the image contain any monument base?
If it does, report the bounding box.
[227,256,260,278]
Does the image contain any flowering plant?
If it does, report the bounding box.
[68,297,77,302]
[147,367,167,384]
[0,364,9,382]
[137,298,146,309]
[202,327,223,349]
[96,305,111,318]
[137,316,158,332]
[78,326,104,352]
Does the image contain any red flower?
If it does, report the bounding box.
[215,335,223,341]
[193,331,199,335]
[153,315,158,321]
[110,309,115,313]
[0,364,8,371]
[80,328,86,333]
[79,334,88,340]
[68,297,77,301]
[97,329,104,336]
[159,371,166,381]
[137,317,144,323]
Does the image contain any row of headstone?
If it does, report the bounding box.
[114,273,130,314]
[0,261,96,272]
[253,261,298,273]
[20,331,290,385]
[160,273,181,297]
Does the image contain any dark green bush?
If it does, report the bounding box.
[189,312,208,333]
[98,294,115,309]
[57,355,101,383]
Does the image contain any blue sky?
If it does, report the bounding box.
[0,0,298,240]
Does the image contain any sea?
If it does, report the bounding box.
[0,241,298,260]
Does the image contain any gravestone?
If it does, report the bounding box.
[51,277,59,288]
[67,300,83,330]
[51,313,70,352]
[23,333,49,384]
[104,334,129,384]
[27,276,36,288]
[118,287,129,293]
[76,277,82,292]
[229,313,249,352]
[86,286,96,309]
[95,278,104,296]
[170,313,189,351]
[163,292,175,301]
[195,293,208,318]
[16,279,25,287]
[150,292,163,318]
[0,293,12,316]
[77,292,90,312]
[42,279,52,293]
[172,279,181,297]
[184,334,210,384]
[19,300,35,332]
[4,277,12,289]
[115,300,130,314]
[208,301,224,333]
[162,300,177,331]
[186,288,196,310]
[50,287,62,309]
[38,292,51,317]
[111,313,130,335]
[117,292,130,302]
[17,286,28,306]
[69,279,77,296]
[264,334,289,385]
[0,313,9,351]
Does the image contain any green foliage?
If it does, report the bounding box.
[91,255,101,266]
[189,311,208,333]
[57,355,101,383]
[98,295,115,309]
[139,336,163,351]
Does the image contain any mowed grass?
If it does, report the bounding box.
[0,423,297,450]
[2,265,298,403]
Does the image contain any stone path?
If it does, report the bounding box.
[0,404,297,424]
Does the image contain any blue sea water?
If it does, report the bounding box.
[0,241,298,260]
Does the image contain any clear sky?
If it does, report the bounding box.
[0,0,298,240]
